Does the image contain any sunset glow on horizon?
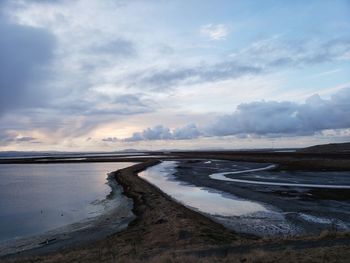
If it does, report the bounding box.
[1,0,350,151]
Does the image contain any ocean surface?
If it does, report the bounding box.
[0,162,135,243]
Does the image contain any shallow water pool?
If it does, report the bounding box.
[0,162,135,243]
[139,161,296,236]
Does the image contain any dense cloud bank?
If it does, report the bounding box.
[208,88,350,136]
[1,0,349,149]
[124,88,350,141]
[0,19,55,116]
[124,124,201,141]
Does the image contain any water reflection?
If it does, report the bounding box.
[139,161,268,217]
[0,162,135,242]
[140,161,300,236]
[209,165,350,189]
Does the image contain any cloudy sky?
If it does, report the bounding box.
[1,0,350,151]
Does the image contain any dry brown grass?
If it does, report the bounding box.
[115,244,350,263]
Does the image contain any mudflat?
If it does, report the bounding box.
[2,158,350,262]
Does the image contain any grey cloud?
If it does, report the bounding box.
[208,101,300,136]
[207,87,350,137]
[126,132,143,141]
[0,93,154,143]
[0,131,38,146]
[96,94,155,115]
[15,136,37,142]
[125,88,350,141]
[102,137,118,142]
[238,37,350,69]
[83,105,152,116]
[77,39,136,78]
[0,109,113,141]
[125,124,201,141]
[113,94,150,107]
[173,124,201,139]
[131,62,262,91]
[0,19,56,115]
[126,38,350,91]
[0,131,15,144]
[18,0,63,3]
[132,125,172,141]
[1,0,64,9]
[51,94,154,116]
[89,39,136,57]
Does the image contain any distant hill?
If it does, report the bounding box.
[298,142,350,153]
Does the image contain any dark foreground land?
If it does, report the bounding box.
[1,143,350,262]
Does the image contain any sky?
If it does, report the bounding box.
[0,0,350,151]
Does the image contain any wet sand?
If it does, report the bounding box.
[2,158,350,262]
[171,151,350,171]
[172,159,350,236]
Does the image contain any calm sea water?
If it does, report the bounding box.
[0,162,135,242]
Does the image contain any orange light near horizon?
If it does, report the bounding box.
[91,123,141,140]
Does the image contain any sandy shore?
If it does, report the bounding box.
[2,159,350,262]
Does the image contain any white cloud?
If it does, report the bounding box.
[1,0,349,151]
[125,124,201,141]
[200,23,229,40]
[125,87,350,141]
[208,87,350,137]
